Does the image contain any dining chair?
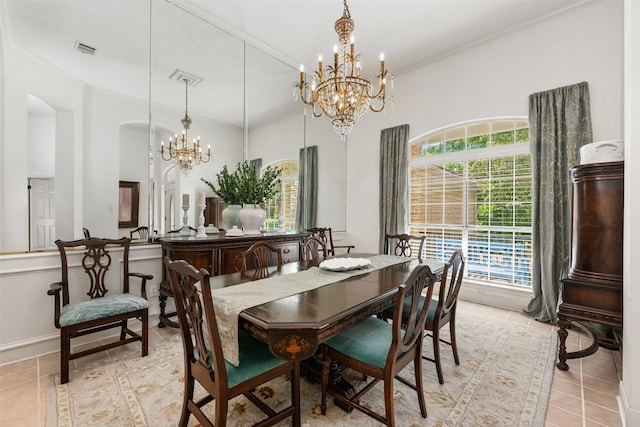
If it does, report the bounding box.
[424,249,466,384]
[319,263,438,426]
[384,233,426,261]
[379,249,466,385]
[168,226,197,234]
[82,227,91,238]
[130,226,149,240]
[241,241,283,280]
[300,235,328,262]
[306,227,354,256]
[164,257,301,427]
[47,237,152,384]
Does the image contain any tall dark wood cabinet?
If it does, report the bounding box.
[204,197,225,228]
[557,161,624,370]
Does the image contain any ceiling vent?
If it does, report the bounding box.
[169,69,204,87]
[74,41,97,55]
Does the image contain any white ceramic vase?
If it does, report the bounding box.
[221,204,242,229]
[239,204,266,235]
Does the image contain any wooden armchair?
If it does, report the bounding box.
[130,226,149,240]
[240,241,283,280]
[384,233,426,261]
[306,227,354,256]
[164,257,301,426]
[47,237,152,384]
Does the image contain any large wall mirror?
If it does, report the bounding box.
[0,0,346,254]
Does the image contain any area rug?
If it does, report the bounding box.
[46,312,556,426]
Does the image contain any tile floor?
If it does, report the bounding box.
[0,301,623,426]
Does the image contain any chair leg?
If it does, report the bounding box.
[60,329,70,384]
[414,349,428,418]
[432,329,444,385]
[383,375,395,427]
[120,319,127,341]
[320,347,330,415]
[178,374,195,427]
[450,316,459,365]
[214,396,228,426]
[141,310,149,356]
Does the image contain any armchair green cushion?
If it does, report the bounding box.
[59,293,148,327]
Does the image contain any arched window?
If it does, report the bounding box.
[408,118,532,287]
[263,160,298,231]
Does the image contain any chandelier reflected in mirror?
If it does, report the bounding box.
[161,78,210,175]
[294,0,392,140]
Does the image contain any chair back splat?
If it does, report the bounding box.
[300,235,328,262]
[130,226,149,240]
[384,233,426,261]
[320,264,438,426]
[47,237,152,383]
[164,257,301,427]
[240,241,283,280]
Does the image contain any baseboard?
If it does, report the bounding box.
[0,314,160,367]
[458,279,532,312]
[619,380,640,426]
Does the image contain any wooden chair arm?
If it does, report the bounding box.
[47,282,63,296]
[333,244,355,253]
[128,272,153,299]
[47,282,63,328]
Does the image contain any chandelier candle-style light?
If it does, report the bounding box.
[161,78,210,175]
[294,0,391,140]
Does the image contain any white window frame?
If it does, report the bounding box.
[408,117,532,291]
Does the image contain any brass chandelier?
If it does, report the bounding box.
[161,78,210,175]
[294,0,391,140]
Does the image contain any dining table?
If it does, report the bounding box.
[207,254,441,360]
[204,253,444,412]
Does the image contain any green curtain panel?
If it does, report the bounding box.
[296,145,318,231]
[379,124,410,254]
[523,82,593,323]
[249,158,262,173]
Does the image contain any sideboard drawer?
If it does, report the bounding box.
[274,242,300,264]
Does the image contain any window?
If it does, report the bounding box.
[409,119,532,287]
[263,160,298,231]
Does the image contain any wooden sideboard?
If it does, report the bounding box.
[157,231,307,327]
[557,161,623,370]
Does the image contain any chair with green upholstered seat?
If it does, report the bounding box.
[381,249,466,385]
[48,237,152,384]
[319,264,438,426]
[164,257,301,427]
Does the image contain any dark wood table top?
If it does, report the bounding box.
[208,254,444,361]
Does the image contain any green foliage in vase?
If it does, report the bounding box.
[201,165,242,205]
[201,161,282,206]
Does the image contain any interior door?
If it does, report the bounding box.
[29,178,56,250]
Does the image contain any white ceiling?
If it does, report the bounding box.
[3,0,591,127]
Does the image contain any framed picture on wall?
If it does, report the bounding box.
[118,181,139,228]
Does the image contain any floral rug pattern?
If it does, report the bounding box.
[46,313,555,426]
